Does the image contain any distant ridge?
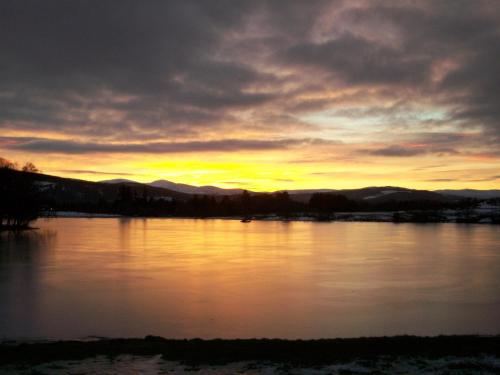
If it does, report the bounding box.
[435,189,500,199]
[281,186,453,204]
[4,168,498,221]
[99,178,500,201]
[101,178,244,195]
[100,178,137,184]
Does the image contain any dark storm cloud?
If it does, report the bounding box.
[0,0,274,137]
[384,2,500,137]
[0,0,499,152]
[366,145,459,157]
[282,34,430,85]
[278,1,500,140]
[1,136,330,154]
[367,146,428,157]
[0,1,256,88]
[360,131,469,157]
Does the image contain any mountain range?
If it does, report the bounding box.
[434,189,500,199]
[102,179,244,196]
[99,178,500,201]
[5,169,500,208]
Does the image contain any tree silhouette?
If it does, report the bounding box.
[22,162,40,173]
[309,193,357,213]
[0,161,40,230]
[239,190,252,216]
[0,157,17,170]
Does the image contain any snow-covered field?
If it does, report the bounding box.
[2,354,500,374]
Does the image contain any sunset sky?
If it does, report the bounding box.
[1,0,499,191]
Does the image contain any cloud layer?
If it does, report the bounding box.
[1,136,330,154]
[1,0,499,188]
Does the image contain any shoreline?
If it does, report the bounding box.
[0,225,37,232]
[38,210,500,224]
[1,335,500,366]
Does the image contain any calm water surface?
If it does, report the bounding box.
[1,218,499,339]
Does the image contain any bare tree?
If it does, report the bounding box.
[22,162,40,173]
[0,157,17,170]
[0,158,40,231]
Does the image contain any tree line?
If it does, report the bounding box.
[0,156,487,227]
[0,157,41,230]
[55,185,475,219]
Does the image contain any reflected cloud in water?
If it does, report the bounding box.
[0,219,499,340]
[0,230,57,339]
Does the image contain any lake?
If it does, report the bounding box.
[1,218,499,340]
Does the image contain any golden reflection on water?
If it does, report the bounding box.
[1,218,500,339]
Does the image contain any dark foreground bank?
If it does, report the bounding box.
[1,335,500,366]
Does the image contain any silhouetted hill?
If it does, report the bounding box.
[5,169,499,215]
[436,189,500,199]
[99,177,498,203]
[101,178,244,195]
[150,180,244,195]
[3,168,499,220]
[8,169,191,205]
[285,186,455,204]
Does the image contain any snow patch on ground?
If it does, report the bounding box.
[1,354,499,374]
[363,190,400,200]
[34,181,56,191]
[150,196,173,202]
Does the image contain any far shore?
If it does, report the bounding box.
[36,209,500,224]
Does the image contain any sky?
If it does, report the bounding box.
[1,0,500,191]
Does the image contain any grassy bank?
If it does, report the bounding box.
[1,335,500,366]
